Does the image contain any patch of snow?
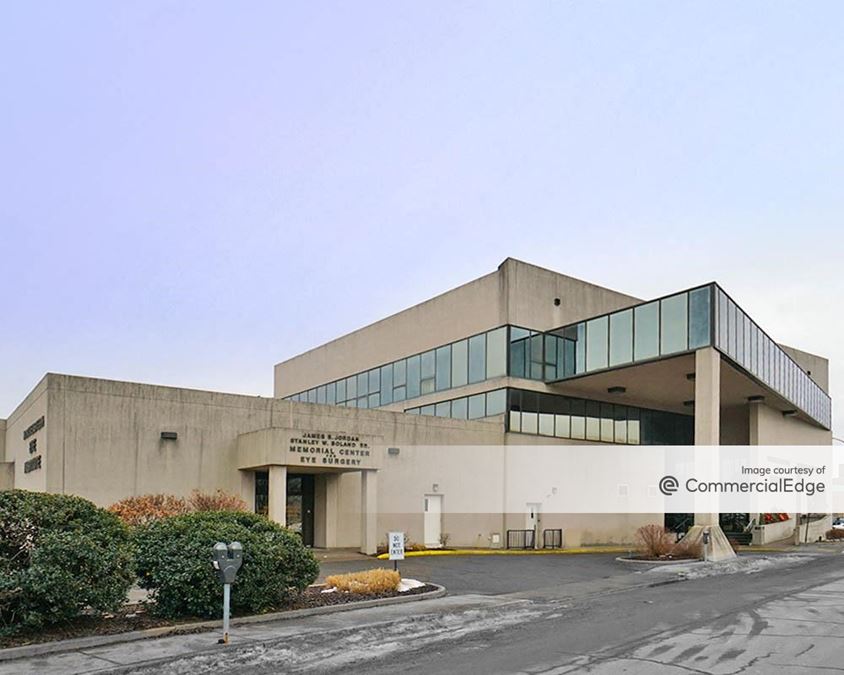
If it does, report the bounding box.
[644,554,816,580]
[398,578,425,593]
[320,587,337,594]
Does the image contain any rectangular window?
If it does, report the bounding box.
[614,406,627,444]
[575,323,586,373]
[307,389,316,403]
[486,389,506,416]
[521,412,538,434]
[336,378,347,403]
[570,398,586,439]
[585,400,600,441]
[509,410,521,432]
[357,372,368,397]
[586,316,609,371]
[600,403,614,443]
[368,393,380,408]
[435,401,451,417]
[627,408,640,445]
[688,286,711,349]
[317,386,326,404]
[451,339,468,388]
[357,396,368,409]
[451,397,468,419]
[634,302,659,360]
[393,359,407,387]
[420,350,435,395]
[368,369,380,398]
[486,327,507,378]
[717,288,728,351]
[468,393,486,419]
[660,292,688,355]
[406,355,421,399]
[380,365,393,405]
[609,309,633,367]
[468,334,486,384]
[326,382,336,405]
[393,385,406,402]
[555,413,571,438]
[435,345,451,391]
[420,404,435,416]
[539,413,554,436]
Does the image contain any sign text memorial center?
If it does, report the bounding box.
[288,433,372,466]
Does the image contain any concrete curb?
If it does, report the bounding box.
[375,547,630,559]
[0,584,447,663]
[615,556,706,565]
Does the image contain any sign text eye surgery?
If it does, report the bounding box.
[288,432,372,466]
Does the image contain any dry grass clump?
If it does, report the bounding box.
[671,536,703,559]
[187,489,248,513]
[324,569,401,594]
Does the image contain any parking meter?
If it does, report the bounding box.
[212,542,243,644]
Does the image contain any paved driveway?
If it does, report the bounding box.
[318,552,631,595]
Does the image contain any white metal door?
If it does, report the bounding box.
[526,502,541,548]
[424,495,443,548]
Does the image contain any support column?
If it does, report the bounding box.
[324,474,340,549]
[360,469,378,555]
[686,347,736,561]
[268,465,287,527]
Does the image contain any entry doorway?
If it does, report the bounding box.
[424,494,443,548]
[287,475,315,547]
[253,471,315,547]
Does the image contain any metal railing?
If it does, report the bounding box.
[506,529,536,550]
[543,529,563,549]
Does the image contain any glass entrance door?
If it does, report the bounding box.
[286,474,315,547]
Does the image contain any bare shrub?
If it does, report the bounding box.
[187,489,248,513]
[108,494,188,527]
[634,524,675,558]
[671,536,703,559]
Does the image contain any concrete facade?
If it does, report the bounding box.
[2,259,833,553]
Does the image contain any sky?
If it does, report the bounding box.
[1,2,842,438]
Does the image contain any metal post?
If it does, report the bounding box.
[222,583,231,644]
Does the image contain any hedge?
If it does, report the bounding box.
[133,511,319,618]
[0,490,135,635]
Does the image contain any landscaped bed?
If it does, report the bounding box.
[0,583,439,649]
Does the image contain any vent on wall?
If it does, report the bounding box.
[161,431,178,440]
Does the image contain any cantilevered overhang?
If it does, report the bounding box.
[541,283,831,429]
[545,352,825,430]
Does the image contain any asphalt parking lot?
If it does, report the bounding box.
[318,552,631,595]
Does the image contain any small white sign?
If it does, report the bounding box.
[388,531,405,561]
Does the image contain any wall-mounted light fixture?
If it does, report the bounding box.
[683,400,695,408]
[161,431,178,441]
[747,395,765,403]
[607,386,626,394]
[782,410,797,417]
[387,447,400,456]
[685,373,696,381]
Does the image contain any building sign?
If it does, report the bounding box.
[388,531,405,561]
[24,455,42,474]
[23,416,45,440]
[288,432,376,468]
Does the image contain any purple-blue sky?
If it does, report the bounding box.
[1,3,842,437]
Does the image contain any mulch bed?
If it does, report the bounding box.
[0,584,438,649]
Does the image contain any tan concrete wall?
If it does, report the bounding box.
[749,401,832,445]
[273,258,640,398]
[45,374,277,506]
[0,419,11,490]
[4,375,49,493]
[780,344,830,393]
[721,405,750,445]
